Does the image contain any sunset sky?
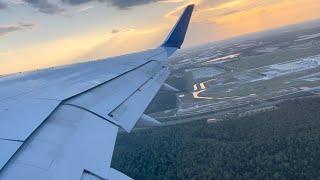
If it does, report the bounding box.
[1,0,320,75]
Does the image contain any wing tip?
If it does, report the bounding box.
[161,4,195,49]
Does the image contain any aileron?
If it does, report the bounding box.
[110,68,169,132]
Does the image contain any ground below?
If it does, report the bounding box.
[112,96,320,179]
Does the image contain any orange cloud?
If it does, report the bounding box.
[180,0,320,45]
[211,0,320,38]
[164,0,201,19]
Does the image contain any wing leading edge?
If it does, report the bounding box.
[0,4,194,180]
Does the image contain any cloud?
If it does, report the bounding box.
[0,1,7,9]
[9,0,26,5]
[108,0,162,9]
[0,22,36,36]
[62,0,171,9]
[0,30,110,75]
[164,0,201,19]
[77,5,94,12]
[61,0,92,6]
[23,0,65,14]
[111,29,120,33]
[80,26,165,60]
[15,0,185,14]
[0,50,12,58]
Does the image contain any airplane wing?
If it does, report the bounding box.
[0,5,194,180]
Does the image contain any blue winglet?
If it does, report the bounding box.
[161,4,194,48]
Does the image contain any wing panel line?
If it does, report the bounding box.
[0,138,24,143]
[107,65,166,117]
[0,100,62,172]
[62,51,166,103]
[62,104,121,128]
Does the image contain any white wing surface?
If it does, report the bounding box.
[0,5,194,180]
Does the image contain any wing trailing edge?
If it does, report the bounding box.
[161,4,194,48]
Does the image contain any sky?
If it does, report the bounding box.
[0,0,320,75]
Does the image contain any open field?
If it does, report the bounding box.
[148,21,320,122]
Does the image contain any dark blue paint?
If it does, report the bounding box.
[161,4,194,48]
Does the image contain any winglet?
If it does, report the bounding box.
[161,4,194,48]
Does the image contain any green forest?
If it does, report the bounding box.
[112,97,320,179]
